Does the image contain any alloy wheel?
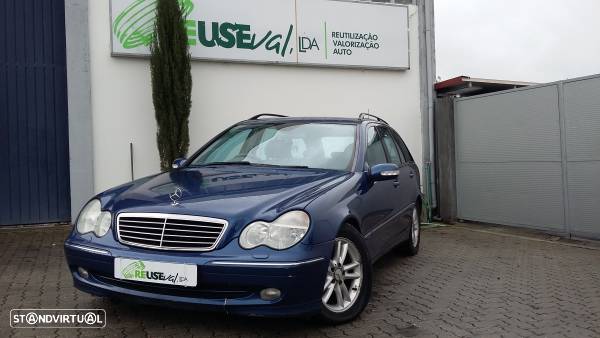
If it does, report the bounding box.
[412,207,420,247]
[322,237,363,313]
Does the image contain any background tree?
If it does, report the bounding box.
[150,0,192,172]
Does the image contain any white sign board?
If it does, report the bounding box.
[110,0,410,70]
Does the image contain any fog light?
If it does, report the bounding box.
[260,288,281,301]
[77,267,89,279]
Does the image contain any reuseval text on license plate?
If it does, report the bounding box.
[114,258,197,287]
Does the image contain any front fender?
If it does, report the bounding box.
[303,173,363,245]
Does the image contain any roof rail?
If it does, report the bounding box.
[249,114,288,120]
[359,113,388,125]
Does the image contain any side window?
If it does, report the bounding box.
[380,128,405,166]
[365,127,387,167]
[393,132,414,163]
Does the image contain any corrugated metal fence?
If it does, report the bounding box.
[0,0,71,225]
[455,74,600,239]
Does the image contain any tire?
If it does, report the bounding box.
[400,206,420,256]
[318,224,372,324]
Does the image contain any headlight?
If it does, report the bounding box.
[239,211,310,250]
[76,199,112,237]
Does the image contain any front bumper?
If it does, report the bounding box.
[64,240,331,317]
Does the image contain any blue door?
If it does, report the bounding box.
[0,0,70,225]
[358,126,406,259]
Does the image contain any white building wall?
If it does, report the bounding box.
[88,1,423,193]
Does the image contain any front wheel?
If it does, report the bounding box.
[318,224,372,324]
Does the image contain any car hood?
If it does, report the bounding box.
[100,166,351,230]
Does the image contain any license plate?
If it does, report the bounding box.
[114,258,197,287]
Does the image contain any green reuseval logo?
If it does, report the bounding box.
[122,260,146,279]
[113,0,194,49]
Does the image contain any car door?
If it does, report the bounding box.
[357,125,405,259]
[380,127,418,242]
[393,130,420,188]
[391,128,421,204]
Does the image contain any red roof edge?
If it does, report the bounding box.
[435,76,470,90]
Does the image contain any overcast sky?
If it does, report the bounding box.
[435,0,600,83]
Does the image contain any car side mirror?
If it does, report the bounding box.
[172,158,187,169]
[369,163,400,181]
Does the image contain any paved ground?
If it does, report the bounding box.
[1,223,600,338]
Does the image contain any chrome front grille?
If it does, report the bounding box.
[116,213,228,251]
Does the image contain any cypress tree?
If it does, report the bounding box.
[150,0,192,172]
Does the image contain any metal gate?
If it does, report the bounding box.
[0,0,71,225]
[454,74,600,239]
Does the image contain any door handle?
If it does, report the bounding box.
[393,181,400,188]
[409,172,415,178]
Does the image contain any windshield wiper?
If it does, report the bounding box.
[198,161,252,166]
[251,163,310,169]
[194,162,309,169]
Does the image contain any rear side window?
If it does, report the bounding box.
[380,128,405,166]
[393,131,414,163]
[365,127,387,167]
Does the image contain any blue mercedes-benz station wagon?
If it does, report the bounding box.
[64,114,422,323]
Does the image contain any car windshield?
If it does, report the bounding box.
[189,122,357,171]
